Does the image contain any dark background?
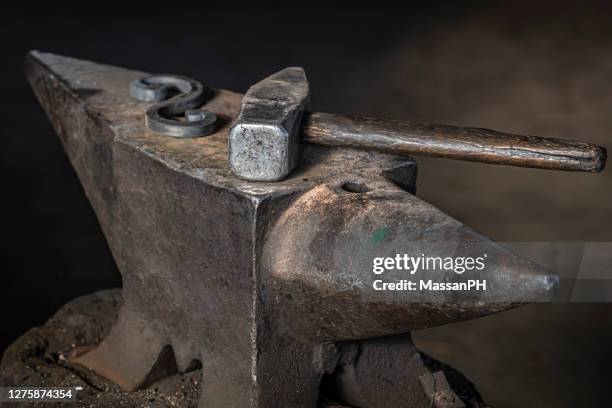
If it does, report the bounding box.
[2,3,612,407]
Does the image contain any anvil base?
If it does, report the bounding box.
[0,290,486,408]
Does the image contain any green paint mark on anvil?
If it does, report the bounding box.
[371,226,390,245]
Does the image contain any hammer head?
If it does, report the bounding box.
[229,67,309,181]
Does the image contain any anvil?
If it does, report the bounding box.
[26,51,560,407]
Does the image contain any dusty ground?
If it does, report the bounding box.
[0,290,202,408]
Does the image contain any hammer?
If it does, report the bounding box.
[229,67,606,181]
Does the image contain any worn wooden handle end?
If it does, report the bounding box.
[303,112,607,173]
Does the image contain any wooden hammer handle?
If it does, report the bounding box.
[303,112,606,172]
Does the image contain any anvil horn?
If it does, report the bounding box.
[26,51,556,408]
[265,183,556,340]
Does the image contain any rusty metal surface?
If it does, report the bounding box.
[25,51,555,407]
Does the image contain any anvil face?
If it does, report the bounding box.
[26,51,555,407]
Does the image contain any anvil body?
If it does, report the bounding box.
[26,51,554,407]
